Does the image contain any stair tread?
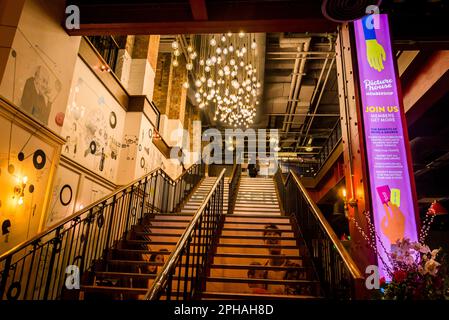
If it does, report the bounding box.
[202,291,320,300]
[210,264,306,271]
[207,277,318,284]
[220,235,295,240]
[215,253,302,259]
[217,243,298,249]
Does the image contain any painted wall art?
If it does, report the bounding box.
[0,114,57,254]
[46,165,80,227]
[0,0,80,134]
[61,58,126,183]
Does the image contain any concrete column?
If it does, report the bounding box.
[0,0,26,83]
[126,35,160,100]
[114,35,134,89]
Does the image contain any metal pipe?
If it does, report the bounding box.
[284,38,311,134]
[300,57,336,147]
[296,35,335,150]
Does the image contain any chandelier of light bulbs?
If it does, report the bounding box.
[170,32,261,128]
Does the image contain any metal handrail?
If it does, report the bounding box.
[0,164,196,261]
[0,163,203,300]
[275,168,363,298]
[227,164,241,214]
[288,172,363,281]
[145,169,226,300]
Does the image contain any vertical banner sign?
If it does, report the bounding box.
[354,14,418,277]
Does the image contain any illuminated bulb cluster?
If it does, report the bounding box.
[173,32,260,128]
[171,39,198,72]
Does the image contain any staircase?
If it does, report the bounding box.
[79,177,223,300]
[202,175,322,300]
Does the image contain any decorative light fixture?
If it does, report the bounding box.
[170,33,261,127]
[13,176,28,205]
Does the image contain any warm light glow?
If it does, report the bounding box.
[22,176,28,184]
[18,197,24,205]
[342,188,347,199]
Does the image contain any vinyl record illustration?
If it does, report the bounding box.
[59,184,73,206]
[33,149,46,170]
[109,111,117,129]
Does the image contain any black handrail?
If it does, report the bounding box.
[274,168,364,299]
[0,163,204,300]
[145,169,226,300]
[227,164,241,214]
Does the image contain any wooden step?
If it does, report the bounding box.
[201,291,320,300]
[210,264,306,272]
[224,221,290,226]
[214,253,303,260]
[217,243,298,249]
[219,235,295,240]
[206,277,318,286]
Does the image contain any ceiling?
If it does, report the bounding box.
[70,0,449,166]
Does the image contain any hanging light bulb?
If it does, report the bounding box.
[209,37,217,46]
[183,81,190,89]
[251,39,257,50]
[216,47,222,55]
[195,79,202,87]
[223,48,228,55]
[199,59,205,66]
[221,34,227,42]
[186,62,193,70]
[187,45,193,53]
[239,31,245,38]
[205,66,211,72]
[189,52,197,60]
[171,40,179,49]
[174,49,180,57]
[241,45,247,54]
[172,59,179,67]
[227,31,232,37]
[229,44,234,52]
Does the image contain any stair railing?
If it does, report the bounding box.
[275,168,364,299]
[227,164,241,214]
[0,163,204,300]
[145,169,226,300]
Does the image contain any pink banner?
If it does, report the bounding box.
[353,14,418,277]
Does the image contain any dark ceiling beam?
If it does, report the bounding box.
[189,0,208,21]
[67,19,337,36]
[65,1,337,35]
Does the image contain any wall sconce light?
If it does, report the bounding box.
[13,176,28,205]
[100,64,111,73]
[342,187,358,211]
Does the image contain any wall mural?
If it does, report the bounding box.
[0,115,56,254]
[0,0,80,134]
[61,58,126,183]
[46,166,80,227]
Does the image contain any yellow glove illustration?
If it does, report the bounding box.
[366,39,386,72]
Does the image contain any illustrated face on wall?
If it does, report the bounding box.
[263,224,282,255]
